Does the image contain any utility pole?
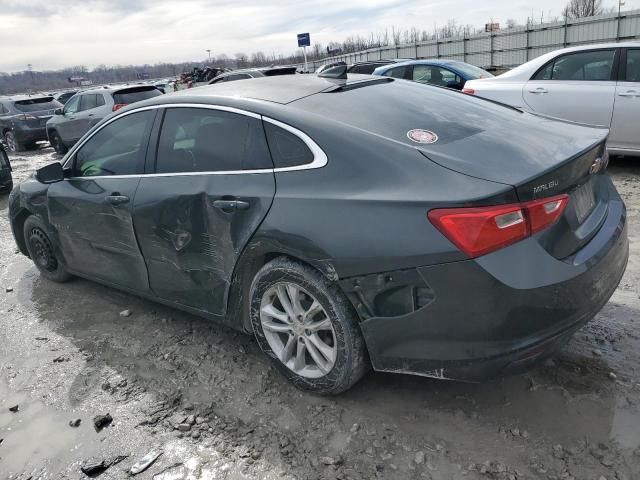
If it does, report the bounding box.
[27,64,34,86]
[206,49,211,63]
[617,0,625,41]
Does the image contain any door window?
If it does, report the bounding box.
[63,96,80,115]
[412,65,461,86]
[624,50,640,82]
[382,66,408,79]
[155,107,272,173]
[223,73,252,82]
[74,110,154,177]
[79,94,98,111]
[533,50,615,81]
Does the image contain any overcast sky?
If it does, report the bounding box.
[0,0,638,73]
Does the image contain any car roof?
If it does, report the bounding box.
[146,74,378,105]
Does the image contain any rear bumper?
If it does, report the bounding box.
[12,124,48,144]
[357,179,628,382]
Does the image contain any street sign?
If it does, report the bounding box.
[297,33,310,48]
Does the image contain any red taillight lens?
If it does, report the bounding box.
[462,88,475,95]
[428,194,568,258]
[112,103,127,112]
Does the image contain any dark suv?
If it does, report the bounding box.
[46,85,162,154]
[0,95,63,152]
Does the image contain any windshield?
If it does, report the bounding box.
[451,63,494,79]
[13,97,61,112]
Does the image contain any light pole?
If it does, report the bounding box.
[206,49,211,63]
[617,0,625,41]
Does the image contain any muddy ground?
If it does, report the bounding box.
[1,146,640,480]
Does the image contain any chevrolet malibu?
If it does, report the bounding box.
[8,75,628,394]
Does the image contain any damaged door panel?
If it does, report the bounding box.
[47,110,155,292]
[132,106,275,316]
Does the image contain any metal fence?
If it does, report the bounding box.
[302,9,640,71]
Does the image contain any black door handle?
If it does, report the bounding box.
[106,194,129,205]
[213,199,250,211]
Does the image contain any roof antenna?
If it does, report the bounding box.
[318,64,348,79]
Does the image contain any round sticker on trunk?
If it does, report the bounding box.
[407,129,438,144]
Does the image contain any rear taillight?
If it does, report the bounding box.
[13,114,37,121]
[428,194,568,258]
[112,103,127,112]
[462,88,475,95]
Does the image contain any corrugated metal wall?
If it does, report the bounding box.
[301,9,640,71]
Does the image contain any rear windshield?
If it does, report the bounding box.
[112,87,161,105]
[451,63,494,79]
[13,97,60,112]
[263,67,297,76]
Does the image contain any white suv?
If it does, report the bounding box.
[463,42,640,156]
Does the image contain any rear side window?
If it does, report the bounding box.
[224,74,252,82]
[382,66,408,79]
[625,49,640,82]
[349,64,378,75]
[13,97,60,112]
[264,122,314,168]
[74,110,154,177]
[112,87,161,105]
[533,50,615,81]
[79,94,98,111]
[155,107,272,173]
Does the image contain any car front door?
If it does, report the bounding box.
[132,106,276,317]
[609,48,640,152]
[47,109,156,292]
[57,95,83,143]
[522,48,618,127]
[74,94,102,138]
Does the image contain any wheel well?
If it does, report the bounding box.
[228,251,334,332]
[12,209,32,257]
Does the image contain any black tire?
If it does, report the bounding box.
[49,131,67,155]
[4,131,24,152]
[23,215,72,283]
[250,257,369,394]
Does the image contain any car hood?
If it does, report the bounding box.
[294,80,608,187]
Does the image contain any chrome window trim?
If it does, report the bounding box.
[63,103,327,179]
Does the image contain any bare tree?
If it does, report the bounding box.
[564,0,603,18]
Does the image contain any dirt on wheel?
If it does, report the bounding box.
[1,145,640,480]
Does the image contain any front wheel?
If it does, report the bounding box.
[49,131,67,155]
[23,216,72,283]
[250,257,368,394]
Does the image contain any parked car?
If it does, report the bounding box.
[46,84,162,154]
[0,95,63,152]
[0,141,12,193]
[463,42,640,156]
[52,90,79,105]
[373,59,493,89]
[9,74,627,394]
[208,66,297,84]
[315,59,411,75]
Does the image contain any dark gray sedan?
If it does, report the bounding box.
[8,75,628,394]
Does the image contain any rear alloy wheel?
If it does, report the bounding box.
[250,257,368,394]
[4,131,23,153]
[49,131,67,155]
[23,216,72,283]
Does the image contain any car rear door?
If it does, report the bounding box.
[47,109,156,292]
[132,106,276,317]
[609,47,640,152]
[522,48,618,127]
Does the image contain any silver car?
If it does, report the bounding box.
[463,42,640,156]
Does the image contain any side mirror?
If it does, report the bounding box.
[36,162,64,184]
[54,108,63,115]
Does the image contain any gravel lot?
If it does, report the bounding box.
[1,146,640,480]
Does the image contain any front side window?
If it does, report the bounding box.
[74,110,154,177]
[625,49,640,82]
[382,66,408,79]
[533,50,615,81]
[155,107,272,174]
[412,65,460,86]
[64,96,80,115]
